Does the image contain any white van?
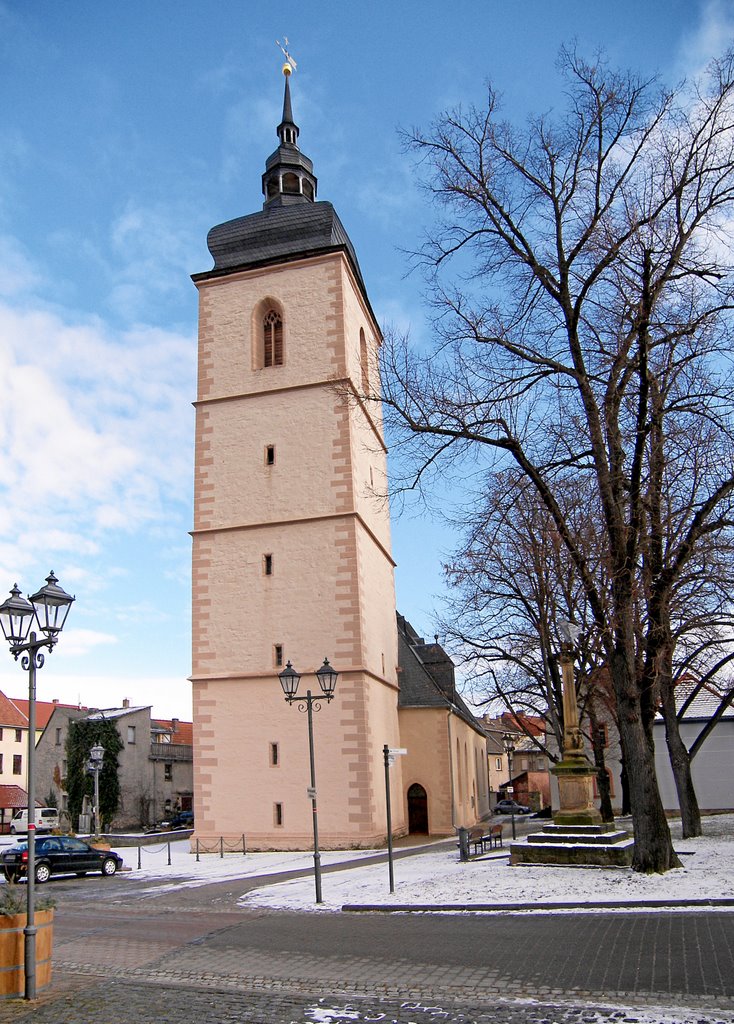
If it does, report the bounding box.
[10,808,59,835]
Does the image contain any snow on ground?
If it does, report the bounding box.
[105,814,734,912]
[117,843,379,897]
[240,814,734,913]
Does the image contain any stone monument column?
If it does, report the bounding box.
[550,623,602,827]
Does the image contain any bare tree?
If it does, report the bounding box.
[381,49,734,871]
[440,473,618,817]
[442,458,734,838]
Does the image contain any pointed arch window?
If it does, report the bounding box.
[263,309,284,367]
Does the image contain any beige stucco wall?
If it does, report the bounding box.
[398,707,489,835]
[399,708,454,835]
[192,249,402,849]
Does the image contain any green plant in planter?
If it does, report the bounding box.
[0,882,55,916]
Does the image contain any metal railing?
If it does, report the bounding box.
[149,742,193,762]
[135,835,247,869]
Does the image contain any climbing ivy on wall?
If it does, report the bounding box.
[66,718,123,829]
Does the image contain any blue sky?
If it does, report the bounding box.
[0,1,731,718]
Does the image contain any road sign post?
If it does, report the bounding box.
[383,745,407,893]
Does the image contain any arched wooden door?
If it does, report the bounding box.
[407,783,429,834]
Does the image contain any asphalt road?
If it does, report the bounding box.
[2,853,733,1024]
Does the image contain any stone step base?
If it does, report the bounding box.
[510,835,635,867]
[541,823,620,835]
[527,828,630,846]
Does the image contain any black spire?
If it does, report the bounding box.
[278,73,297,144]
[262,67,317,208]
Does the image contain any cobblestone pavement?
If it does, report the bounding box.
[3,976,734,1024]
[1,870,733,1024]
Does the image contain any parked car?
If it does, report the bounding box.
[1,836,123,883]
[10,807,59,834]
[493,799,532,815]
[162,810,194,830]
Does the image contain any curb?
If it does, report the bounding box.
[342,897,734,913]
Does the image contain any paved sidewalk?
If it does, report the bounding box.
[4,977,734,1024]
[2,903,731,1024]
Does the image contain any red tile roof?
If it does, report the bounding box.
[0,784,30,809]
[153,719,193,745]
[0,691,28,729]
[13,698,86,730]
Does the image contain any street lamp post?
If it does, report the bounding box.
[88,742,105,838]
[278,657,338,904]
[502,732,517,840]
[0,572,74,1000]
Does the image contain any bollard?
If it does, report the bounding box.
[220,836,224,858]
[242,834,246,857]
[196,838,200,863]
[458,826,470,862]
[137,845,141,870]
[167,841,171,866]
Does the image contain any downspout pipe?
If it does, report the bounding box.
[447,710,456,830]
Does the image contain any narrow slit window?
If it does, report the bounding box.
[270,742,279,766]
[263,310,283,367]
[264,554,273,576]
[265,445,276,466]
[274,802,283,826]
[274,644,283,667]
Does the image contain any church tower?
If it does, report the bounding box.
[190,64,405,849]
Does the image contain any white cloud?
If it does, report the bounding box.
[53,628,118,658]
[677,0,734,78]
[0,301,195,579]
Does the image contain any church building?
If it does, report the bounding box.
[190,62,487,849]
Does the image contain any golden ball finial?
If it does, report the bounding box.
[282,61,293,77]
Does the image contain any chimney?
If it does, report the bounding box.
[171,718,179,734]
[52,698,59,705]
[122,698,130,709]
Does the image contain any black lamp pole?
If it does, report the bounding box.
[0,573,74,1000]
[503,732,517,840]
[88,742,105,838]
[279,658,338,905]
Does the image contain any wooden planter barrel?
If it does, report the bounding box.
[0,910,54,998]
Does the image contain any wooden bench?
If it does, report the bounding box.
[468,827,486,855]
[468,823,503,855]
[488,823,503,848]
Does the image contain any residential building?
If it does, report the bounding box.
[13,696,87,745]
[653,681,733,813]
[0,690,30,831]
[34,701,193,829]
[484,729,509,801]
[480,713,552,811]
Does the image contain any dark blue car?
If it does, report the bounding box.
[1,836,123,883]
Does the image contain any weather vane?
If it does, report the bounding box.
[276,37,297,76]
